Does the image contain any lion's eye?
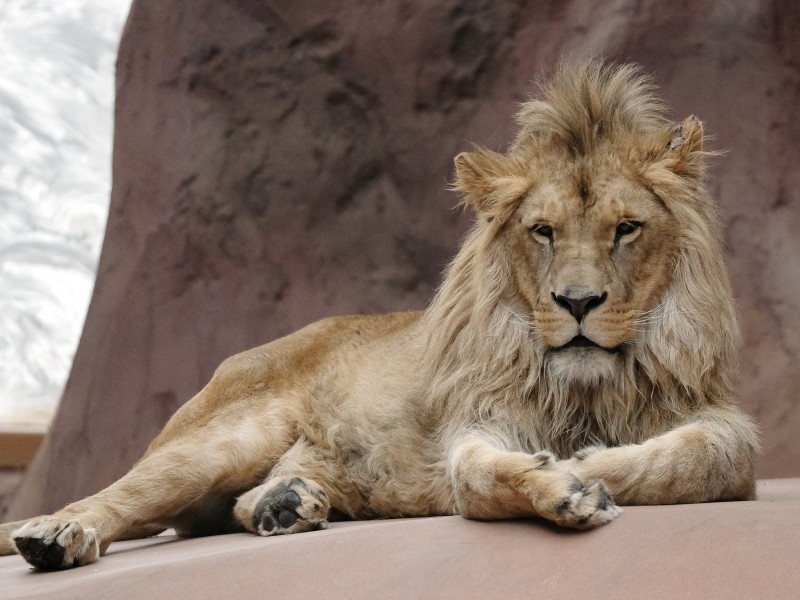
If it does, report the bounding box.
[531,224,553,242]
[615,221,641,242]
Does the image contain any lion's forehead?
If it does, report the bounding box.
[519,168,665,231]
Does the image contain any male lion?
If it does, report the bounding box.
[1,60,758,570]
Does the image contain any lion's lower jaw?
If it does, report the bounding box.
[545,347,623,387]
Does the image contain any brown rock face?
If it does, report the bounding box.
[9,0,800,517]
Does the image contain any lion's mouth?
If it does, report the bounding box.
[554,335,621,354]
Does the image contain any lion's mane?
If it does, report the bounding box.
[422,60,740,457]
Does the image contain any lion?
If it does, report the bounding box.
[0,60,758,570]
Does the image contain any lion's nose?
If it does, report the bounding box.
[552,290,607,323]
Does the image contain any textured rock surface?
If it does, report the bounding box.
[0,470,23,519]
[8,0,800,518]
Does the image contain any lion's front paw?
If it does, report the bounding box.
[235,476,330,536]
[550,478,621,529]
[13,517,99,570]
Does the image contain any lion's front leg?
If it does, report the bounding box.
[450,436,621,529]
[568,408,759,505]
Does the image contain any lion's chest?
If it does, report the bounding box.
[512,389,660,457]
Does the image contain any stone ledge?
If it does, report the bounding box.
[2,479,797,600]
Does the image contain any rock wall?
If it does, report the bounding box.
[9,0,800,518]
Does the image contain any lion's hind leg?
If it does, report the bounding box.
[3,515,163,569]
[10,413,295,569]
[234,476,330,536]
[12,517,100,570]
[0,520,30,556]
[233,435,361,536]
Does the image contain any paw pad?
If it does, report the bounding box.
[12,518,99,570]
[250,477,330,536]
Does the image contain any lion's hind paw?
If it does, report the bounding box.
[13,517,99,570]
[553,479,621,530]
[236,476,330,537]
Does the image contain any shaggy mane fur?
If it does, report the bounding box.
[512,60,670,155]
[423,60,740,457]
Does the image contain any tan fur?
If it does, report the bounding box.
[1,60,758,570]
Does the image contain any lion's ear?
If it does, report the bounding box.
[642,116,709,190]
[664,115,706,179]
[453,148,531,220]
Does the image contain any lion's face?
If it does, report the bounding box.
[505,152,678,380]
[453,135,696,384]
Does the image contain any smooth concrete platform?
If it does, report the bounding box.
[2,479,798,600]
